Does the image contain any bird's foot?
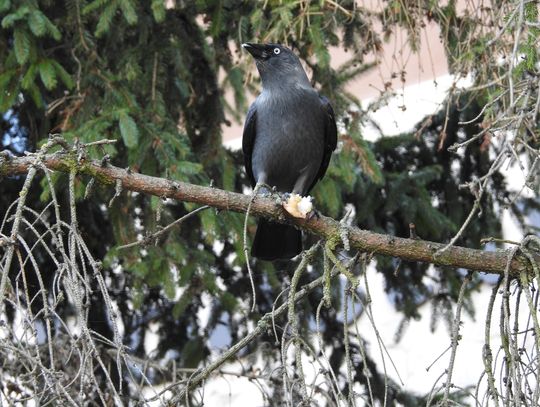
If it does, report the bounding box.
[253,182,274,198]
[282,193,314,219]
[306,208,320,221]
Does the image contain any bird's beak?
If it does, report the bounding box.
[242,43,269,60]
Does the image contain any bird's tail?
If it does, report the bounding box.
[251,219,302,261]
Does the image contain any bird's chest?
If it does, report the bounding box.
[251,93,325,188]
[255,95,324,154]
[256,95,322,143]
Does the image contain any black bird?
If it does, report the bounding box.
[242,43,337,261]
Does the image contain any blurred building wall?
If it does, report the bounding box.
[222,18,450,145]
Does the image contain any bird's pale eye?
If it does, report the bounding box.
[273,48,281,55]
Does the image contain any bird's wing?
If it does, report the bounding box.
[307,95,338,192]
[242,103,257,187]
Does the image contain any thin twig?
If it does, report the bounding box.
[171,244,338,403]
[243,183,263,313]
[117,205,210,250]
[442,271,473,404]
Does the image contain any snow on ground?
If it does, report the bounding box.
[361,74,474,141]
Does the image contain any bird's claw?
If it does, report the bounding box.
[306,209,320,221]
[253,182,275,198]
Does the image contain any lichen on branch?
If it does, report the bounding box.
[1,143,536,277]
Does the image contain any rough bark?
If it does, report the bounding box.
[1,150,536,276]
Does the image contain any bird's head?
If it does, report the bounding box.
[242,43,310,89]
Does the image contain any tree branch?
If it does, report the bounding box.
[1,150,536,276]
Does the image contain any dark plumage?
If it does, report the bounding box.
[242,43,337,261]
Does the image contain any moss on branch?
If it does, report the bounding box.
[1,151,537,277]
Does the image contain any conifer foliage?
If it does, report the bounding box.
[1,1,539,405]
